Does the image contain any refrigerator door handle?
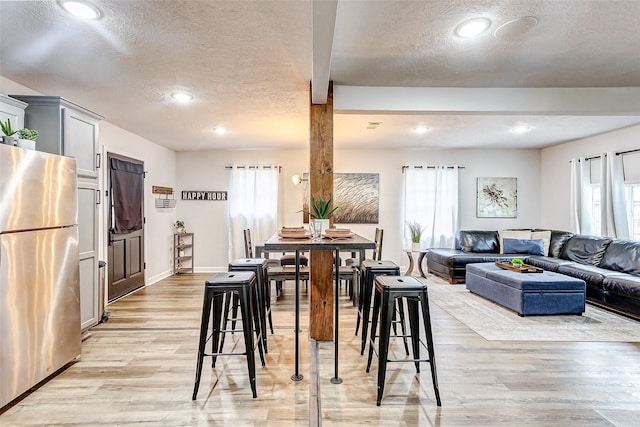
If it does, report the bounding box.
[96,190,101,205]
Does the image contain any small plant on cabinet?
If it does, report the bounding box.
[16,128,38,141]
[1,118,17,144]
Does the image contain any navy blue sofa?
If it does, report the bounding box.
[426,229,640,319]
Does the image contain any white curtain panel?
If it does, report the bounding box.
[600,152,630,239]
[227,166,279,260]
[403,166,459,249]
[569,157,594,235]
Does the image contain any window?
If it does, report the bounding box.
[591,185,601,236]
[403,166,459,248]
[627,184,640,240]
[227,166,279,259]
[592,183,640,240]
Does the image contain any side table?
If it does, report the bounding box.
[403,249,428,277]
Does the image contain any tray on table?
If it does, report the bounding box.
[495,261,543,273]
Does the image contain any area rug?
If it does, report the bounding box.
[424,277,640,342]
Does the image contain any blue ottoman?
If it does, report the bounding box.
[466,263,586,316]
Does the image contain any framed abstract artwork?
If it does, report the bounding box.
[476,177,517,218]
[303,173,379,224]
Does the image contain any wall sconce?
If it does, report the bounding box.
[291,174,308,185]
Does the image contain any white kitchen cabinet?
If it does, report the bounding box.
[10,95,103,178]
[0,93,27,133]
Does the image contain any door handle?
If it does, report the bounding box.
[96,190,101,205]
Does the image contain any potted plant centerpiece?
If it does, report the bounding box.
[408,221,424,251]
[0,118,18,146]
[300,193,339,236]
[511,258,524,268]
[16,128,38,150]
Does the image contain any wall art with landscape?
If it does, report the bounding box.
[303,173,379,224]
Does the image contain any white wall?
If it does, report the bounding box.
[177,147,542,271]
[1,76,177,286]
[540,124,640,231]
[175,149,308,272]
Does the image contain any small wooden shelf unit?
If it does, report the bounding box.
[174,232,194,274]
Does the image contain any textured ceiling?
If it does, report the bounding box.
[1,0,639,151]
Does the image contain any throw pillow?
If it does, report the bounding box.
[498,230,531,254]
[503,238,545,255]
[531,230,551,256]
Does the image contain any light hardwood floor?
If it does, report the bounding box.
[2,273,639,426]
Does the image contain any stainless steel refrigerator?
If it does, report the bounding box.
[0,144,81,408]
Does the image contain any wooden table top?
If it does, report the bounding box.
[264,232,375,251]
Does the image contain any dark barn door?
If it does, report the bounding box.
[107,153,145,302]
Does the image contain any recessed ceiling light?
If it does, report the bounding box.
[494,16,538,42]
[415,126,430,134]
[510,124,533,134]
[59,1,101,20]
[455,17,491,37]
[170,92,193,103]
[213,127,227,136]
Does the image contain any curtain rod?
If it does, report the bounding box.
[617,148,640,156]
[569,147,640,162]
[225,165,281,172]
[569,155,603,163]
[401,165,465,172]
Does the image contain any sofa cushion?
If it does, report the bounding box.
[559,235,612,265]
[427,248,464,266]
[498,230,531,253]
[542,230,574,258]
[599,240,640,277]
[427,248,515,267]
[557,263,619,289]
[448,253,517,266]
[503,238,544,255]
[524,256,574,272]
[456,230,499,253]
[531,230,551,256]
[603,274,640,300]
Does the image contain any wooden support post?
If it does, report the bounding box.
[309,82,334,341]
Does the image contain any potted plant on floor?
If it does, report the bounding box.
[15,128,38,150]
[408,221,424,251]
[1,118,18,146]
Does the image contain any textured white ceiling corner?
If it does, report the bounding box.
[1,1,640,152]
[311,0,338,104]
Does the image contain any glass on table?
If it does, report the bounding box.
[310,219,322,239]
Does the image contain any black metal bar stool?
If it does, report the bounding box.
[192,271,265,400]
[357,260,406,356]
[366,275,441,406]
[227,258,271,352]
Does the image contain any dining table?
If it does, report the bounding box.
[263,231,375,383]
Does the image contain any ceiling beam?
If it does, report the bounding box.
[311,0,338,105]
[333,86,640,115]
